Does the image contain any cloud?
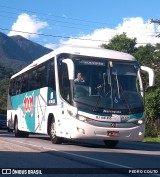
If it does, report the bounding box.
[115,17,160,46]
[45,43,59,50]
[8,13,48,39]
[58,17,160,48]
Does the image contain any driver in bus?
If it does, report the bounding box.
[74,72,88,97]
[74,72,85,82]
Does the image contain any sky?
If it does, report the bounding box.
[0,0,160,50]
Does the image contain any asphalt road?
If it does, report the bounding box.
[0,130,160,177]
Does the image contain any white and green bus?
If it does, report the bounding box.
[7,46,155,147]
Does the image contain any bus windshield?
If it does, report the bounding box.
[73,57,144,114]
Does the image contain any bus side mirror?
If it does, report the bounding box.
[140,66,155,87]
[62,59,74,80]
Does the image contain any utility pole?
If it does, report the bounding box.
[150,19,160,37]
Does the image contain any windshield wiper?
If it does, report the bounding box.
[115,71,120,99]
[111,70,132,113]
[119,83,132,114]
[93,73,108,112]
[93,84,104,112]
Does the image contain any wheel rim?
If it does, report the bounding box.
[50,122,56,138]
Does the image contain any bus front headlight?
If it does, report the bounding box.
[78,115,87,121]
[77,115,92,122]
[67,110,91,122]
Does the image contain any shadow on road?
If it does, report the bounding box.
[0,129,160,177]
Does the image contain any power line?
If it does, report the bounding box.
[0,27,158,46]
[1,12,156,35]
[0,4,115,27]
[0,14,95,31]
[0,7,116,32]
[0,27,110,43]
[0,12,156,38]
[0,10,107,31]
[0,4,158,43]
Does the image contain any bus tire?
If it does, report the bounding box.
[21,131,29,138]
[14,118,29,138]
[14,118,21,137]
[8,128,13,133]
[103,140,119,148]
[49,120,62,144]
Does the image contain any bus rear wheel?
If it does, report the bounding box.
[49,121,63,144]
[104,140,119,148]
[14,119,29,138]
[15,119,21,137]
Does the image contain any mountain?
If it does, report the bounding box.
[0,32,53,70]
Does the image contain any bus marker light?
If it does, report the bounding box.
[77,127,85,134]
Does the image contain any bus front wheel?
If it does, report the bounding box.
[49,121,63,144]
[104,140,119,148]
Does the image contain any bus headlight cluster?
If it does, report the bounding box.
[77,115,92,122]
[67,110,91,122]
[135,118,145,125]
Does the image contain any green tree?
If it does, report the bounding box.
[0,65,15,110]
[101,33,160,137]
[145,88,160,137]
[0,79,10,110]
[101,33,137,54]
[153,44,160,87]
[133,45,156,88]
[133,44,156,66]
[133,44,160,87]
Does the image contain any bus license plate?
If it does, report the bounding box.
[107,131,119,137]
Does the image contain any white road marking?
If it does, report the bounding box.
[1,138,160,176]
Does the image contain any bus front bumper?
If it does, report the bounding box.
[70,122,145,142]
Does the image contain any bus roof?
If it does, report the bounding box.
[11,46,136,79]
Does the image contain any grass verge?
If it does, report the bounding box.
[143,137,160,143]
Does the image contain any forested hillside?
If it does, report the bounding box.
[0,65,15,110]
[0,32,53,110]
[0,32,52,70]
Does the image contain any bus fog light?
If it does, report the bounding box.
[138,132,143,136]
[77,127,85,134]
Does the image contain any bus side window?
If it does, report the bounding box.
[20,75,28,93]
[37,65,47,88]
[15,79,21,95]
[58,62,70,102]
[28,72,36,91]
[28,73,31,91]
[47,60,56,90]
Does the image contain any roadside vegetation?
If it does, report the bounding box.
[144,137,160,143]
